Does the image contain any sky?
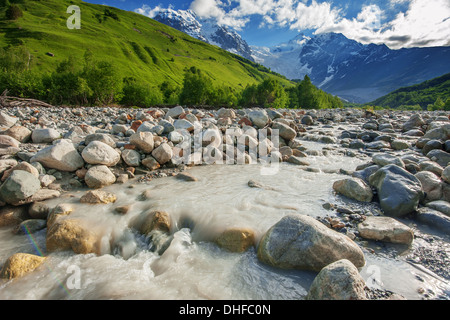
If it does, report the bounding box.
[85,0,450,48]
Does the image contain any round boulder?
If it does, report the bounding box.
[257,214,365,271]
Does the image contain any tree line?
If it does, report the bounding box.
[0,47,343,109]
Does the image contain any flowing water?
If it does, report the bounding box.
[0,138,449,300]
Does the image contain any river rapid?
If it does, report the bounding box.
[1,136,449,300]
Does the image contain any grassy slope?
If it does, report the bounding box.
[0,0,292,90]
[370,73,450,109]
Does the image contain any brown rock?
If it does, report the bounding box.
[46,219,99,254]
[80,190,117,204]
[140,210,171,235]
[0,253,46,279]
[216,228,255,253]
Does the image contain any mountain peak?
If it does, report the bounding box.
[152,8,254,61]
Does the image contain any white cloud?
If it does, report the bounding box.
[135,4,169,18]
[317,0,450,48]
[135,0,450,48]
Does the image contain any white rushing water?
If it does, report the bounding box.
[0,139,449,300]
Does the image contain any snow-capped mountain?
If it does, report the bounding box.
[152,9,254,61]
[252,33,450,103]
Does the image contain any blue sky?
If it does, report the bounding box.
[85,0,450,48]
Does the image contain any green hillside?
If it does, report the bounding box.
[369,73,450,110]
[0,0,292,105]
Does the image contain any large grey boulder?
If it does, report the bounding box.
[369,164,423,217]
[257,214,365,272]
[0,170,41,205]
[81,141,120,166]
[248,110,269,129]
[272,122,296,141]
[84,165,116,189]
[30,139,84,172]
[306,259,367,300]
[130,132,154,153]
[31,128,61,144]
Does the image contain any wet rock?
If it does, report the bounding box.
[175,172,198,182]
[332,178,373,202]
[287,155,310,166]
[84,165,116,189]
[414,207,450,234]
[369,165,423,218]
[257,214,365,271]
[140,210,171,235]
[0,170,41,205]
[13,219,47,235]
[47,203,74,228]
[28,202,50,220]
[30,139,84,172]
[425,200,450,217]
[415,171,442,203]
[0,253,46,280]
[80,189,117,204]
[151,143,173,165]
[0,206,28,227]
[357,216,414,245]
[12,189,60,206]
[130,132,154,154]
[31,128,61,144]
[216,228,255,253]
[81,141,120,166]
[306,259,367,300]
[46,219,99,254]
